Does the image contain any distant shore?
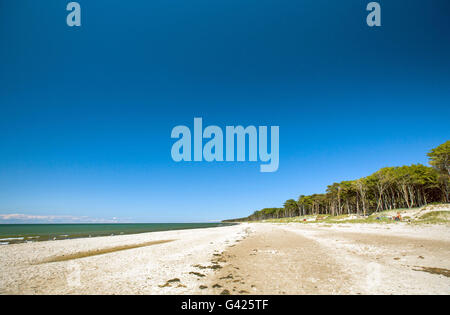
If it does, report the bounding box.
[0,222,449,294]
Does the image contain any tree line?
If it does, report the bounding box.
[224,141,449,222]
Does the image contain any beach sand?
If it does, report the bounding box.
[204,223,450,295]
[1,223,449,294]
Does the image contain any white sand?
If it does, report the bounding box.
[277,223,450,294]
[1,222,449,295]
[0,224,248,294]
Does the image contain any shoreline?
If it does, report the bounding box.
[0,222,449,294]
[0,224,248,294]
[0,222,236,245]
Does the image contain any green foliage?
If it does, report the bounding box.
[427,140,450,202]
[428,140,450,175]
[225,141,450,222]
[418,211,450,221]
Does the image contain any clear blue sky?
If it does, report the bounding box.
[1,1,449,223]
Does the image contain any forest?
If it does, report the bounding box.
[224,141,449,222]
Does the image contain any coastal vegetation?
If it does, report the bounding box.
[224,141,450,222]
[247,206,450,225]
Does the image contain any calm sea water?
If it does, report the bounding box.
[0,223,233,244]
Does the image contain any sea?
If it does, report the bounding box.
[0,223,233,245]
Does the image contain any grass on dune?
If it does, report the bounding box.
[413,211,450,225]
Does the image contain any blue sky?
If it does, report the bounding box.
[1,1,449,222]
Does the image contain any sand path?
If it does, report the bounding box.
[203,224,353,294]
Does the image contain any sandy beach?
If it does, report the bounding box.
[1,223,449,295]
